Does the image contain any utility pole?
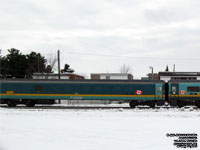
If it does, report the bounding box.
[37,55,40,72]
[173,64,175,72]
[57,50,61,104]
[57,50,61,79]
[0,49,1,104]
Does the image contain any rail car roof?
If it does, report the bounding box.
[1,79,165,84]
[169,80,200,83]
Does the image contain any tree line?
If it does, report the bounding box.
[0,48,74,79]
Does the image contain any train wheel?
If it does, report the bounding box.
[148,102,155,108]
[177,101,184,108]
[25,100,36,107]
[129,101,137,108]
[7,101,17,107]
[196,102,200,108]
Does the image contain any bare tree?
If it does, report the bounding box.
[120,64,132,73]
[46,53,57,72]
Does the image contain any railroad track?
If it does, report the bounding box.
[0,105,198,109]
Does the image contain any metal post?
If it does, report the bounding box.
[173,64,175,72]
[38,55,40,72]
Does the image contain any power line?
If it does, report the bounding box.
[65,51,200,61]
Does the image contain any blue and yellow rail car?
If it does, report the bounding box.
[169,80,200,107]
[0,79,165,107]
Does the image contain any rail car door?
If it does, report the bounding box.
[170,83,179,101]
[168,82,180,106]
[155,84,164,100]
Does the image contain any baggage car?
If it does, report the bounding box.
[0,79,165,107]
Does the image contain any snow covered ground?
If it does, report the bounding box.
[0,105,200,150]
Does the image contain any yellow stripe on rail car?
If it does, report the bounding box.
[0,93,161,97]
[169,95,200,97]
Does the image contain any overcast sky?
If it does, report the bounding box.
[1,0,200,78]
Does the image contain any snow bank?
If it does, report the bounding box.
[0,107,199,150]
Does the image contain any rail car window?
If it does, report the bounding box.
[157,87,162,92]
[172,86,176,94]
[35,85,42,92]
[187,87,200,92]
[172,86,176,92]
[171,77,179,80]
[188,77,197,80]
